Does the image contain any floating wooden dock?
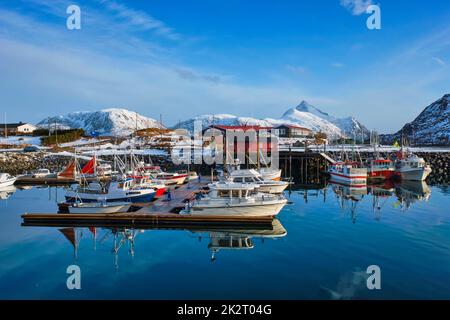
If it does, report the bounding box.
[21,178,274,228]
[15,176,111,186]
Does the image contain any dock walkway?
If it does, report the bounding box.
[21,178,274,227]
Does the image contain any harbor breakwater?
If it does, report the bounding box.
[326,151,450,185]
[0,151,449,185]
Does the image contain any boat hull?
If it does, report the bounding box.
[65,190,155,203]
[258,184,288,194]
[68,203,132,214]
[0,178,16,188]
[398,167,432,181]
[329,173,366,187]
[368,169,395,180]
[190,200,287,217]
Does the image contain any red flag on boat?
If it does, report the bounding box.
[58,159,76,178]
[81,156,96,174]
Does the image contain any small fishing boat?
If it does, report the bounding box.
[328,161,367,187]
[228,169,288,194]
[128,175,166,198]
[65,178,156,203]
[32,168,56,178]
[66,200,132,214]
[259,168,282,181]
[395,152,432,181]
[367,159,395,181]
[184,182,287,217]
[144,165,187,185]
[0,173,16,188]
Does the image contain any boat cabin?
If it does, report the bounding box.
[210,183,259,199]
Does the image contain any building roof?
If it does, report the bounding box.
[274,124,312,131]
[3,122,36,129]
[208,125,273,131]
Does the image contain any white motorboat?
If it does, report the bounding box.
[328,161,367,187]
[65,178,156,203]
[31,168,57,178]
[395,153,432,181]
[0,173,16,188]
[228,169,288,194]
[185,182,287,217]
[259,167,282,181]
[143,165,188,185]
[66,200,132,214]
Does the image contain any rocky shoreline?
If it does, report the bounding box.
[1,151,449,185]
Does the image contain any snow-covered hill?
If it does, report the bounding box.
[381,94,450,145]
[283,101,369,138]
[37,108,164,136]
[173,114,273,133]
[173,100,369,139]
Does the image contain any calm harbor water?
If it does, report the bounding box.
[0,181,449,299]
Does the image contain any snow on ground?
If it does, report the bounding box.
[0,136,42,146]
[59,138,104,148]
[81,149,168,157]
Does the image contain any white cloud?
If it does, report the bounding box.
[339,0,373,16]
[331,62,345,68]
[285,65,306,75]
[432,57,446,66]
[99,0,180,40]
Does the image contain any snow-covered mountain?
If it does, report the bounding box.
[282,101,369,138]
[37,108,164,136]
[173,100,369,139]
[173,114,273,133]
[381,94,450,145]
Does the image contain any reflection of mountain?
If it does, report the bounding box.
[0,185,16,200]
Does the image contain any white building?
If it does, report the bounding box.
[2,122,38,136]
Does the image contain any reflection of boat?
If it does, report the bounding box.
[228,169,289,194]
[329,179,366,223]
[0,173,16,188]
[186,182,287,217]
[65,201,132,214]
[0,185,16,200]
[328,162,367,186]
[394,180,431,211]
[192,219,287,261]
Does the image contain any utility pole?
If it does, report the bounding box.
[4,112,7,138]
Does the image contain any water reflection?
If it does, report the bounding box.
[54,220,287,270]
[0,185,16,200]
[326,180,432,222]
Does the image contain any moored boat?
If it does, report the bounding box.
[184,182,287,217]
[0,173,16,188]
[367,159,395,181]
[395,152,432,181]
[328,161,367,187]
[228,169,288,194]
[65,178,156,203]
[259,167,282,181]
[65,201,132,214]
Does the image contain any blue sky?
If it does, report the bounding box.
[0,0,449,132]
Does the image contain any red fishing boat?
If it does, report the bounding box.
[367,159,395,181]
